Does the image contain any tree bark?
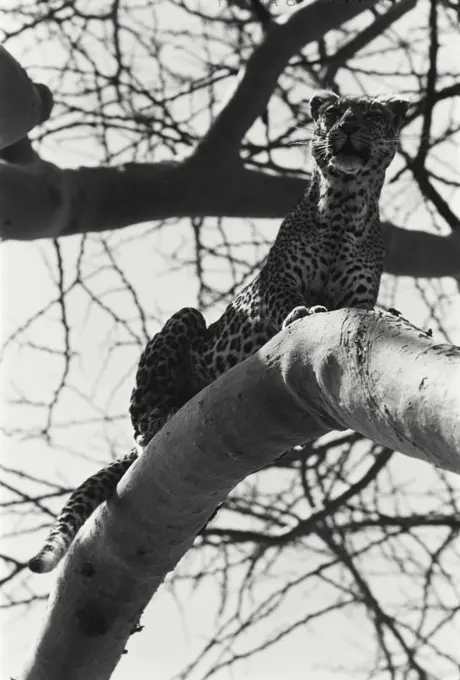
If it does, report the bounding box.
[21,309,460,680]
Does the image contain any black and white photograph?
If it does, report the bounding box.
[1,1,459,679]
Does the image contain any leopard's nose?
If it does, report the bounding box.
[340,120,360,136]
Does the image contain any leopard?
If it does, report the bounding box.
[28,91,409,573]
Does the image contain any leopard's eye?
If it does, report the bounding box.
[324,106,341,122]
[367,110,386,122]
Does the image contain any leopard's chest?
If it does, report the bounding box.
[280,219,360,290]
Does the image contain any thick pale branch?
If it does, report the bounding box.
[22,309,460,680]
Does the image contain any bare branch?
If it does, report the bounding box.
[195,0,380,160]
[322,0,418,85]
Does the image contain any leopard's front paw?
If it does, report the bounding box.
[308,305,328,315]
[282,306,309,329]
[282,305,328,330]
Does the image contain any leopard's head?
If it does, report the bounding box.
[309,91,410,177]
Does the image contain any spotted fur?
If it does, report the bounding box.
[29,92,409,573]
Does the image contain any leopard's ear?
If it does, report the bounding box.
[385,98,410,128]
[309,90,339,121]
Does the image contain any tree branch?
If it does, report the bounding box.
[322,0,417,85]
[404,82,460,127]
[415,0,438,165]
[21,309,460,680]
[408,158,460,232]
[383,223,460,278]
[0,46,53,150]
[195,0,379,160]
[2,159,458,280]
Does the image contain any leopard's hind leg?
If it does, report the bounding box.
[29,307,208,573]
[129,307,208,447]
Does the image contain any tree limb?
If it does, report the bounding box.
[322,0,417,85]
[404,153,460,231]
[196,0,379,160]
[0,45,52,150]
[404,82,460,127]
[383,223,460,278]
[1,157,457,281]
[21,309,460,680]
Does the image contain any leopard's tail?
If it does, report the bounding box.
[28,449,139,574]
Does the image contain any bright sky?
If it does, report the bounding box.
[1,1,460,679]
